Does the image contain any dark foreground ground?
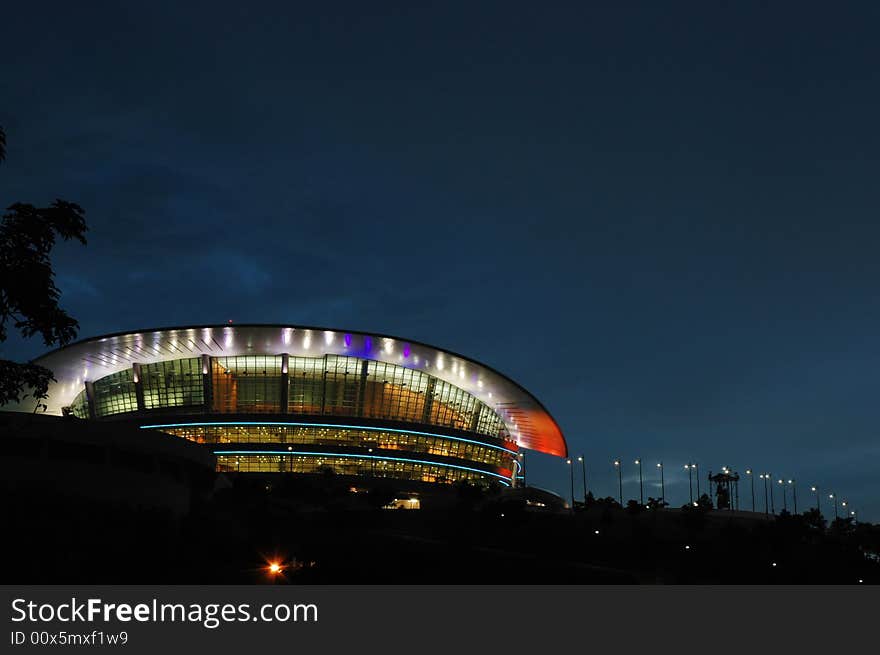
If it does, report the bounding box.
[2,476,878,584]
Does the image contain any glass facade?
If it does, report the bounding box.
[142,357,204,410]
[211,355,283,413]
[154,423,515,469]
[215,453,507,485]
[74,353,518,487]
[92,369,137,417]
[81,354,507,439]
[70,389,90,419]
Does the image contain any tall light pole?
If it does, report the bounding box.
[768,473,775,514]
[829,493,838,520]
[518,452,526,488]
[694,462,700,499]
[746,469,755,512]
[578,455,587,504]
[778,479,787,512]
[635,459,644,504]
[685,464,694,504]
[566,458,574,511]
[789,479,797,514]
[811,486,821,515]
[760,474,769,516]
[657,461,665,504]
[613,460,623,506]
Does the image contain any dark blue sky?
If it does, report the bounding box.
[2,2,878,519]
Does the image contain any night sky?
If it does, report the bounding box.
[2,2,878,520]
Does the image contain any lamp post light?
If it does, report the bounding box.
[694,462,700,499]
[759,474,769,516]
[745,469,755,512]
[685,464,694,504]
[778,479,787,512]
[578,455,588,504]
[566,458,574,512]
[657,461,665,504]
[841,500,849,521]
[368,448,374,476]
[789,479,797,514]
[635,459,644,504]
[829,493,838,520]
[518,452,526,488]
[810,486,820,515]
[768,473,775,514]
[613,460,623,506]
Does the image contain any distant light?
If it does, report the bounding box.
[594,530,600,535]
[634,459,640,465]
[268,562,282,574]
[771,562,777,567]
[685,545,690,550]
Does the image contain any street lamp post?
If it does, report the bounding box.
[829,493,838,520]
[694,462,700,499]
[613,460,623,506]
[578,455,587,504]
[811,486,820,515]
[685,464,694,504]
[768,473,775,514]
[657,461,665,504]
[789,479,797,514]
[760,474,769,516]
[518,452,526,488]
[635,459,644,504]
[778,479,787,512]
[746,469,755,512]
[566,459,574,511]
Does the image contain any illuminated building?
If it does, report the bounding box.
[6,325,567,487]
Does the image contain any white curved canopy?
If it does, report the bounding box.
[16,324,567,457]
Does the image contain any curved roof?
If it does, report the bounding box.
[24,324,567,457]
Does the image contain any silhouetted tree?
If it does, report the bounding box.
[802,508,826,532]
[626,499,644,514]
[695,493,714,511]
[0,125,88,409]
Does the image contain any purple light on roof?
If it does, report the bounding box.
[403,343,411,358]
[344,333,352,348]
[364,336,372,352]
